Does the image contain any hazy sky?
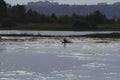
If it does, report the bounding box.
[5,0,120,5]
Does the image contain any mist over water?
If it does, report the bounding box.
[0,36,120,80]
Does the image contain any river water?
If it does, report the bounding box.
[0,36,120,80]
[0,30,120,36]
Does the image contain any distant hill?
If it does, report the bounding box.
[27,1,59,7]
[26,1,120,18]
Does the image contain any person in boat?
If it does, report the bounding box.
[63,38,67,43]
[62,38,72,47]
[62,38,72,43]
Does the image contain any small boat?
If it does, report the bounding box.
[62,38,72,43]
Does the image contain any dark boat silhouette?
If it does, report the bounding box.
[62,38,72,43]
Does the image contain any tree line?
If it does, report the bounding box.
[0,0,120,30]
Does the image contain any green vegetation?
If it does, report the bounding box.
[0,0,7,21]
[97,24,120,31]
[0,0,120,31]
[0,23,120,31]
[1,18,17,28]
[7,24,73,30]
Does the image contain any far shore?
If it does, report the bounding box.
[0,33,120,39]
[0,23,120,31]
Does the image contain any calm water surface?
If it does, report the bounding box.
[0,37,120,80]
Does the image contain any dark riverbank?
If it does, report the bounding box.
[81,33,120,38]
[1,24,120,31]
[0,33,120,39]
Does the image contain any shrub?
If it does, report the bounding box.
[1,18,17,28]
[72,20,90,29]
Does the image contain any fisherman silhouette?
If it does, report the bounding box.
[62,38,72,47]
[63,38,67,43]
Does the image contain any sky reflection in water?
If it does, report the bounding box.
[0,37,120,80]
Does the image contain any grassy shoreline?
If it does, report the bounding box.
[0,23,120,31]
[0,23,120,38]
